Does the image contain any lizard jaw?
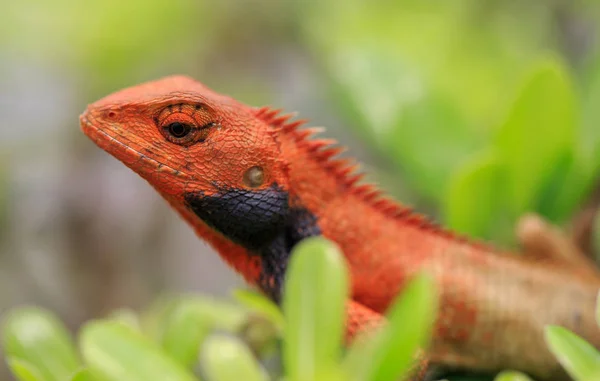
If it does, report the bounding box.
[80,112,194,193]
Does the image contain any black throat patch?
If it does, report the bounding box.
[184,184,321,302]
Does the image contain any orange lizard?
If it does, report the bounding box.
[80,75,600,381]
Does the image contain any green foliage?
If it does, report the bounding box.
[299,0,600,244]
[201,335,268,381]
[543,291,600,381]
[495,61,577,218]
[80,321,198,381]
[7,358,46,381]
[2,237,438,381]
[282,237,349,381]
[545,326,600,381]
[3,307,80,381]
[445,151,509,241]
[233,289,285,332]
[159,297,247,367]
[493,371,534,381]
[299,1,544,201]
[444,60,593,242]
[1,0,207,87]
[581,54,600,173]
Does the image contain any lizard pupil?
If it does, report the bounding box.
[167,122,191,138]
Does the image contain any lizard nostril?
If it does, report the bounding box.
[107,111,117,119]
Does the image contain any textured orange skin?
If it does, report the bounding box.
[81,76,600,381]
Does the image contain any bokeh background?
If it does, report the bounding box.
[1,1,600,379]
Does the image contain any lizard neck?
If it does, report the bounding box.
[163,194,263,284]
[263,108,491,312]
[161,179,321,302]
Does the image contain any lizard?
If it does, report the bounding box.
[79,75,600,381]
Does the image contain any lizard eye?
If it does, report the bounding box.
[166,122,192,138]
[157,104,215,146]
[160,119,207,146]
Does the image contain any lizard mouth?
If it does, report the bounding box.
[79,112,192,181]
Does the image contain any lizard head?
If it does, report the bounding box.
[80,75,288,195]
[80,75,320,300]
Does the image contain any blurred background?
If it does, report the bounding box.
[1,1,600,379]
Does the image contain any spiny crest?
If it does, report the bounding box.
[254,106,491,249]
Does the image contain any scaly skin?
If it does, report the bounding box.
[80,75,600,381]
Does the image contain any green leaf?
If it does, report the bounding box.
[495,59,577,214]
[282,237,349,381]
[107,309,141,332]
[545,325,600,381]
[2,307,81,381]
[533,150,589,223]
[237,314,280,358]
[346,273,438,381]
[298,0,551,207]
[174,297,248,332]
[342,328,380,380]
[138,295,182,342]
[80,320,199,381]
[444,150,510,240]
[385,91,476,202]
[300,0,541,131]
[494,370,534,381]
[232,290,282,356]
[6,358,46,381]
[143,295,247,346]
[581,52,600,172]
[233,289,285,332]
[160,300,214,368]
[201,335,268,381]
[70,369,94,381]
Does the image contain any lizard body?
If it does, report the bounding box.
[80,76,600,380]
